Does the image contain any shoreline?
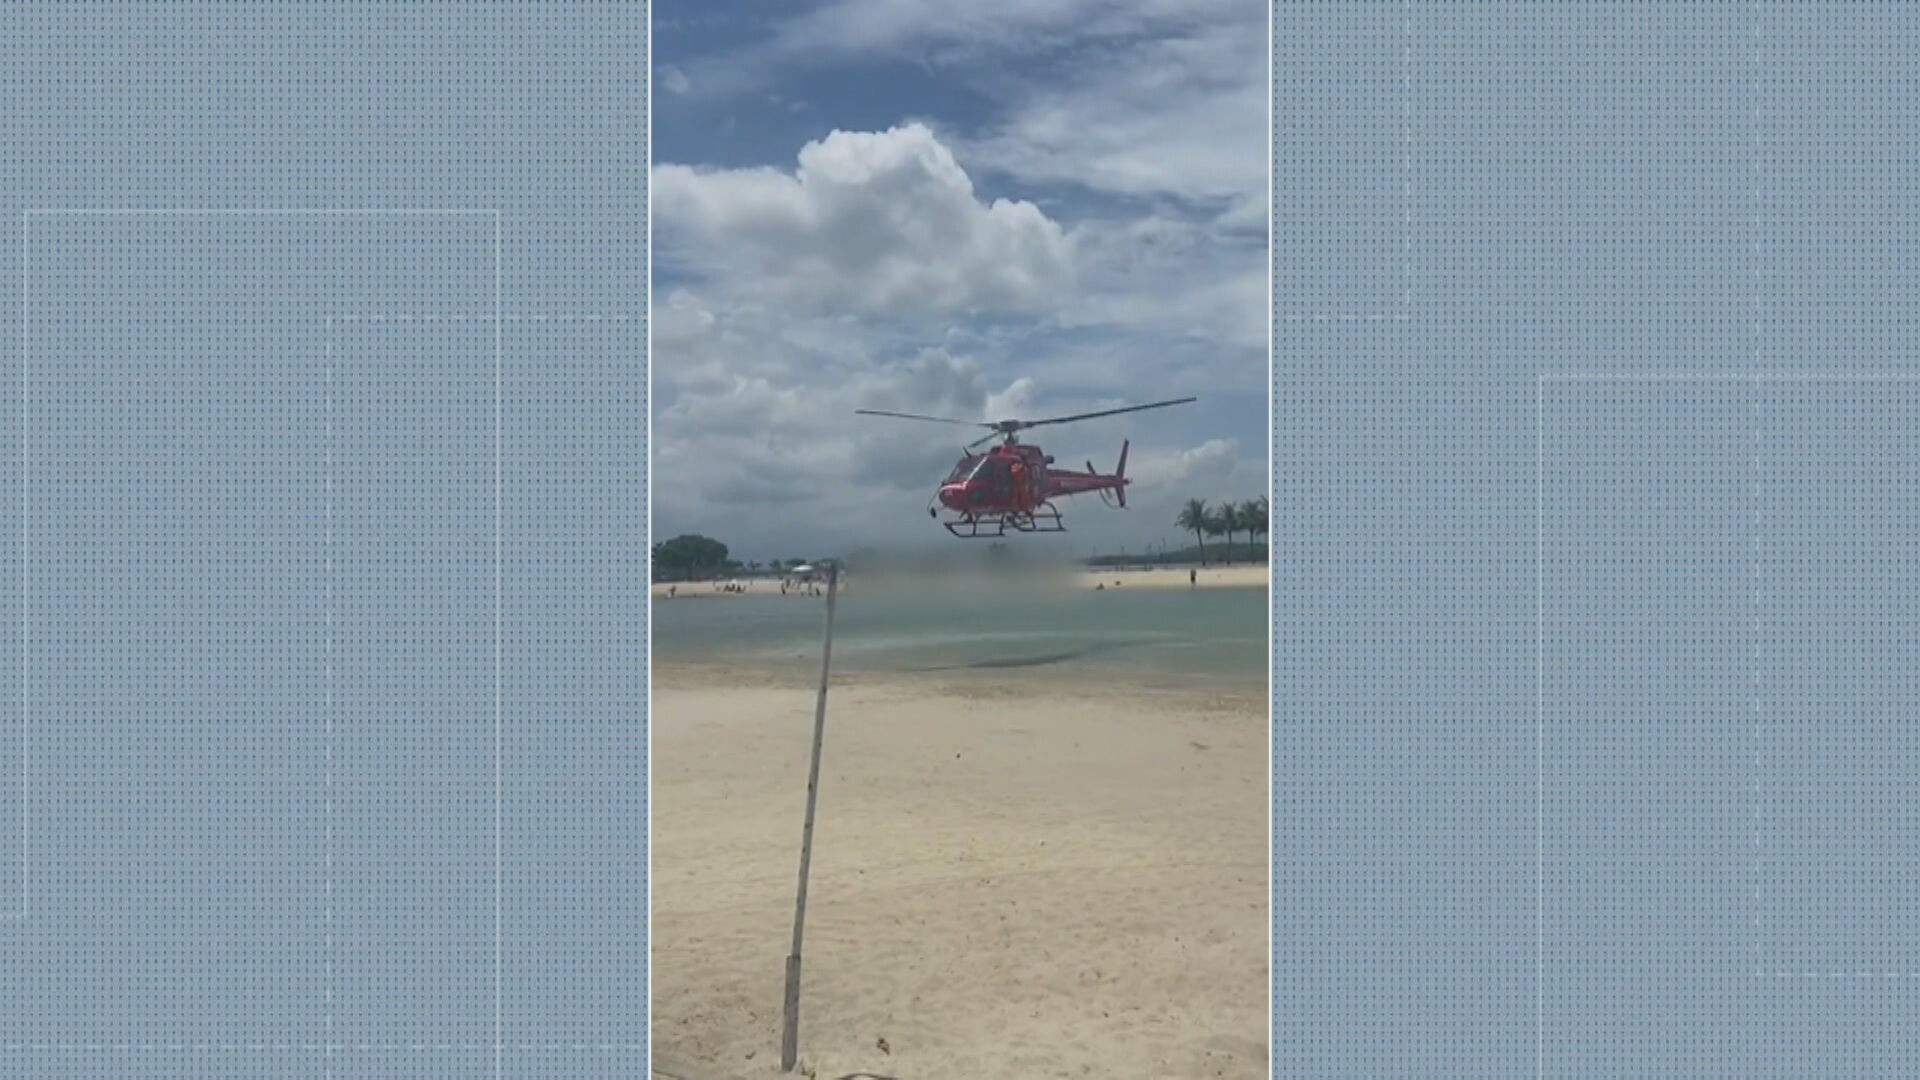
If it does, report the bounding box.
[650,655,1269,711]
[651,562,1269,599]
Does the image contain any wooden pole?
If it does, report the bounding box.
[782,561,839,1072]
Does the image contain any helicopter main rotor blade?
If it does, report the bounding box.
[854,408,995,429]
[1014,396,1197,431]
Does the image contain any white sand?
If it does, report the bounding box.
[1076,564,1268,591]
[651,665,1268,1079]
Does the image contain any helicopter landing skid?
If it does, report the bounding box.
[942,503,1067,538]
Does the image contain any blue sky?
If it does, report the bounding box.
[652,0,1267,561]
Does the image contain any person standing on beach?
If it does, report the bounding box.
[1190,568,1197,587]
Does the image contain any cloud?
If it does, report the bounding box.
[653,289,715,346]
[654,124,1073,318]
[984,377,1036,419]
[1128,438,1240,489]
[957,20,1266,216]
[674,0,1253,99]
[652,298,1001,530]
[667,0,1265,217]
[1060,212,1268,353]
[659,64,691,95]
[780,0,1223,57]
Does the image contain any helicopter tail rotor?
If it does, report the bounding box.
[1094,440,1131,508]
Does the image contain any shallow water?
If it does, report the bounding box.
[652,580,1267,686]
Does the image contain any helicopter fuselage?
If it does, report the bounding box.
[932,440,1129,534]
[853,394,1183,538]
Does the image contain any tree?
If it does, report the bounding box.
[652,534,730,582]
[1246,497,1269,554]
[1176,499,1210,565]
[1205,499,1236,564]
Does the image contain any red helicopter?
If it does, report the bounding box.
[855,396,1197,538]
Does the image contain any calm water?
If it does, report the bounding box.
[652,579,1267,686]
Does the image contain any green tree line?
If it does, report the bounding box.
[653,533,832,582]
[1174,495,1268,566]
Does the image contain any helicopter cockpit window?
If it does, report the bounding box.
[976,457,1011,492]
[947,457,980,482]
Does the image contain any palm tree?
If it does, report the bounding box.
[1176,499,1210,565]
[1247,496,1269,558]
[1205,499,1236,564]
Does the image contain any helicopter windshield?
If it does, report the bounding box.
[974,456,1011,490]
[946,456,982,482]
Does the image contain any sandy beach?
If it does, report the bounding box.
[651,563,1268,600]
[651,664,1268,1079]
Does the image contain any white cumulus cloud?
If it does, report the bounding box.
[654,124,1073,318]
